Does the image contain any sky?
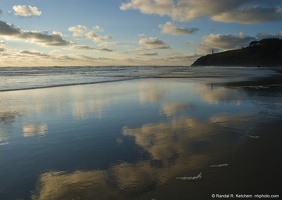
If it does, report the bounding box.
[0,0,282,67]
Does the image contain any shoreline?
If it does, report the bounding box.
[0,77,137,92]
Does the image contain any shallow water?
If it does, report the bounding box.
[0,67,282,199]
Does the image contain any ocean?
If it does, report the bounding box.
[0,66,281,200]
[0,66,278,91]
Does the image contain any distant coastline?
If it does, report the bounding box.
[192,38,282,68]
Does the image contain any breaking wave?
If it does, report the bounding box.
[176,172,202,181]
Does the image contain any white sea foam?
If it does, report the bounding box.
[210,163,229,168]
[247,135,260,139]
[176,172,202,181]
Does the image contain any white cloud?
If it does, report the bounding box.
[94,25,103,32]
[86,31,112,43]
[139,37,170,49]
[68,25,112,43]
[68,25,87,38]
[49,49,61,55]
[13,5,42,17]
[98,41,125,47]
[160,22,198,35]
[120,0,173,16]
[52,31,63,37]
[0,20,70,46]
[120,0,282,24]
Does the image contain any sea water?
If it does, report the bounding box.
[0,66,172,91]
[0,66,281,200]
[0,66,278,91]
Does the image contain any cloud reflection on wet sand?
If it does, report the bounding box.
[32,156,207,200]
[161,103,192,116]
[32,112,254,200]
[23,123,48,137]
[0,111,21,145]
[139,81,166,104]
[196,84,243,105]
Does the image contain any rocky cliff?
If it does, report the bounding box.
[191,38,282,67]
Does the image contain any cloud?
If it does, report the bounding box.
[71,45,113,52]
[86,31,112,43]
[0,47,119,67]
[78,55,114,62]
[0,20,71,46]
[68,25,87,38]
[94,25,103,32]
[203,32,255,49]
[0,9,2,15]
[120,0,173,16]
[164,53,200,61]
[20,50,49,57]
[137,52,158,56]
[71,45,98,50]
[198,32,256,54]
[139,37,170,49]
[160,22,198,36]
[120,0,282,24]
[98,41,125,47]
[13,5,42,17]
[68,25,112,43]
[52,31,63,37]
[212,6,282,24]
[197,31,282,55]
[256,31,282,40]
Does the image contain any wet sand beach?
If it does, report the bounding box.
[0,67,281,200]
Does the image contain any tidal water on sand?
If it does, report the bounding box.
[0,66,281,199]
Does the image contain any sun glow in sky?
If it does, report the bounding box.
[0,0,282,67]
